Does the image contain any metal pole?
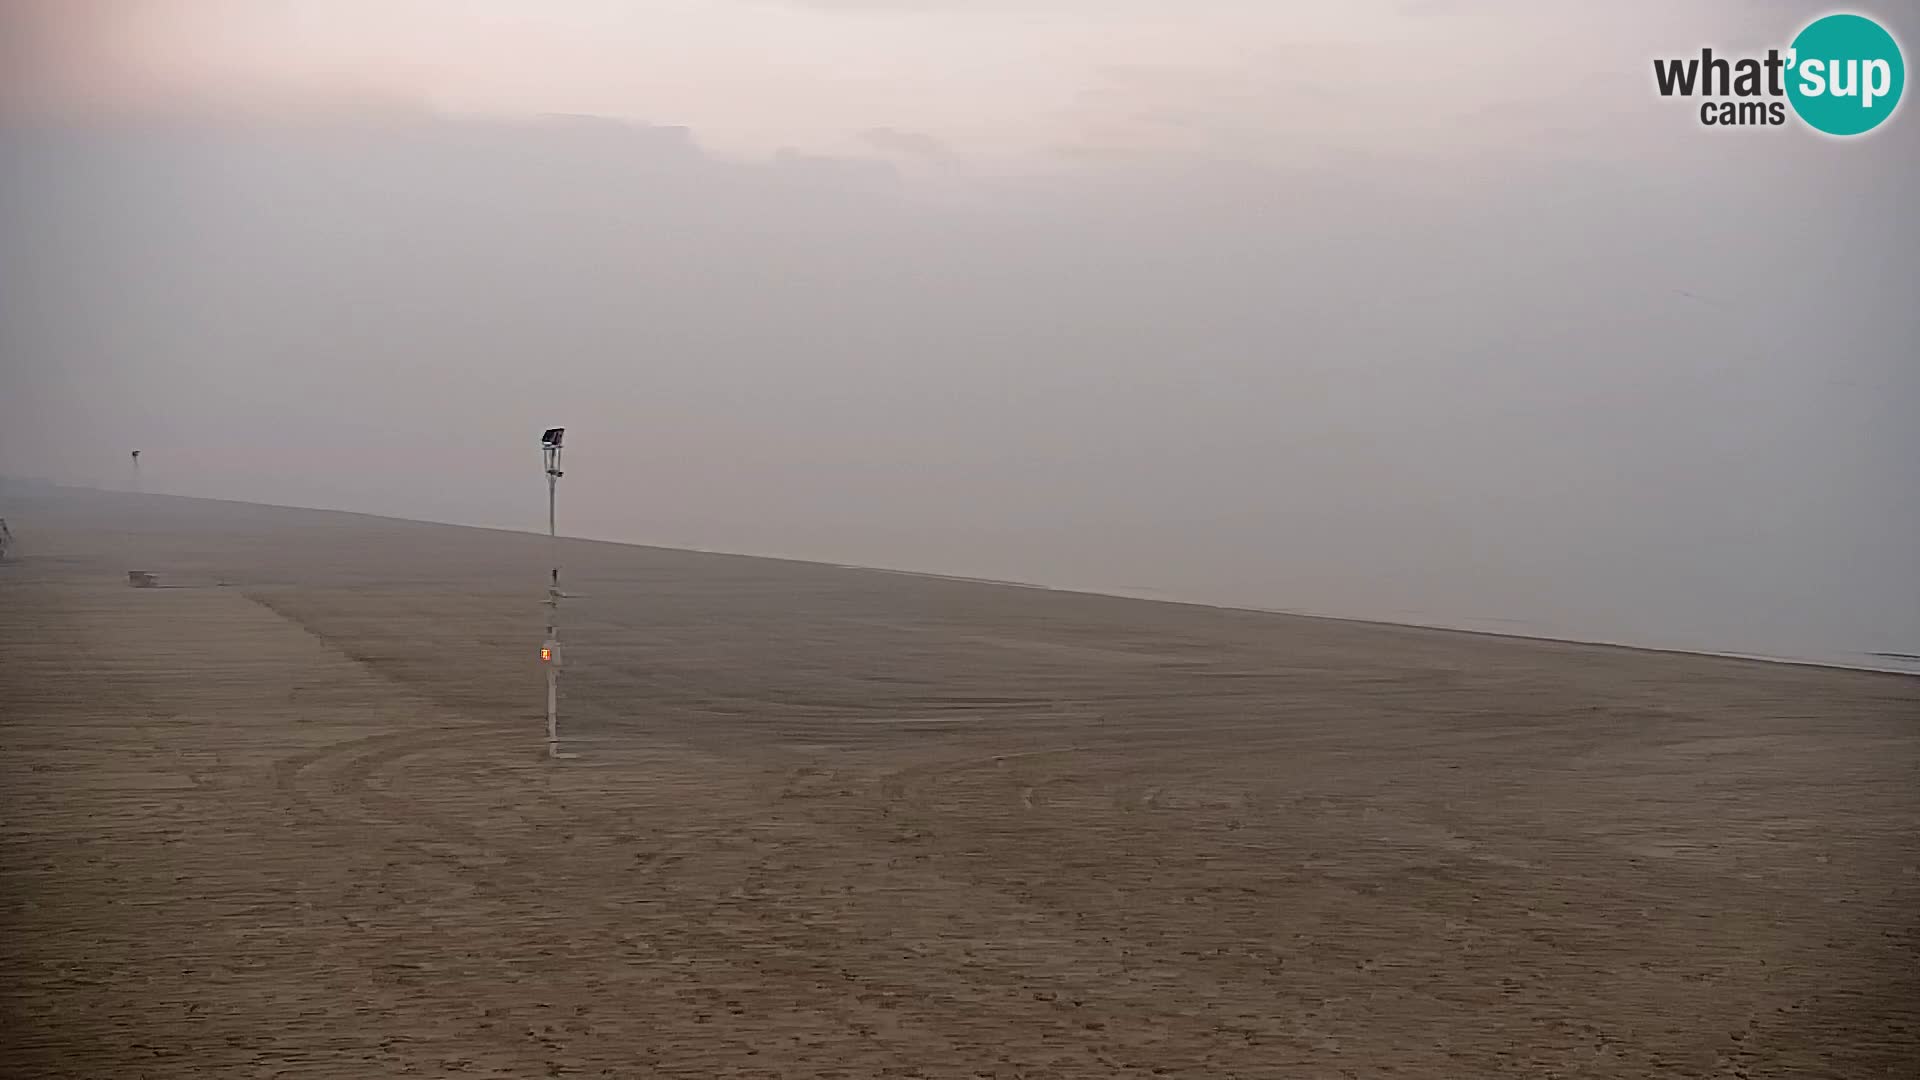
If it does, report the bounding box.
[127,450,142,587]
[541,430,564,759]
[546,467,559,756]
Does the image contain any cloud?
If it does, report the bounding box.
[0,0,135,115]
[859,127,952,160]
[0,0,435,121]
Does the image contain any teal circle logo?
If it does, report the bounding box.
[1787,13,1905,135]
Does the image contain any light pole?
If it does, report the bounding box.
[540,428,565,757]
[126,450,154,588]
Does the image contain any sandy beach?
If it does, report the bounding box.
[2,486,1915,1078]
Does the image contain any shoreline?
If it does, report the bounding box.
[6,478,1914,680]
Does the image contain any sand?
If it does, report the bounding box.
[2,486,1916,1078]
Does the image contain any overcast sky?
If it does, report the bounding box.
[2,0,1916,666]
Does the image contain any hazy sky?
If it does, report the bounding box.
[2,0,1916,666]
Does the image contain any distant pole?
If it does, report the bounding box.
[126,450,144,587]
[540,428,566,758]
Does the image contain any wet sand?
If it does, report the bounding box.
[2,487,1916,1077]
